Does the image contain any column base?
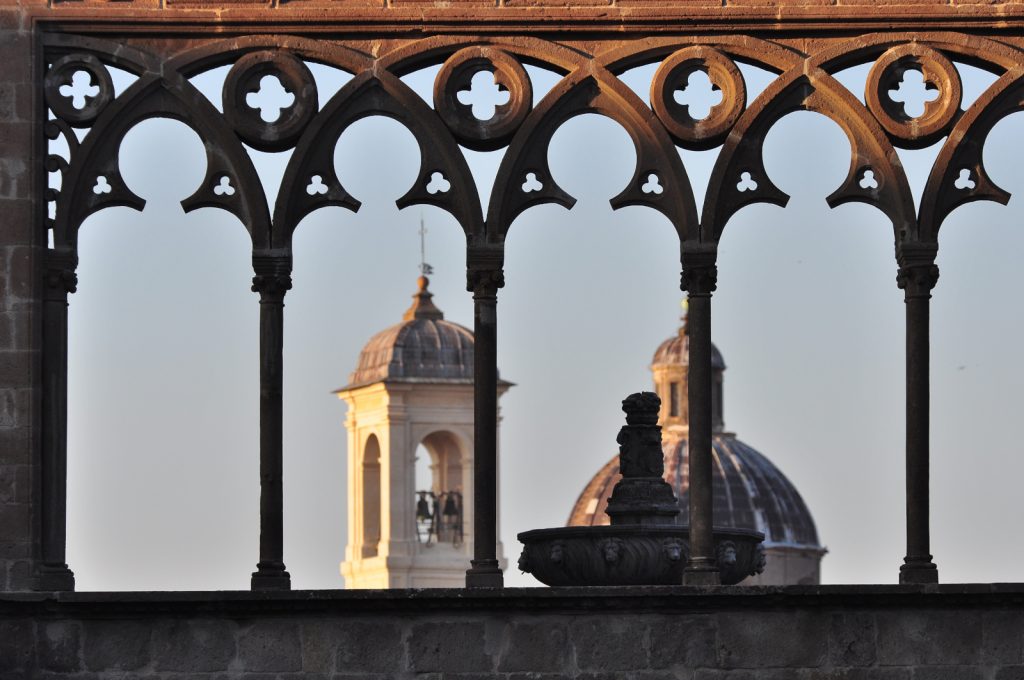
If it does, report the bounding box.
[32,563,75,591]
[899,559,938,584]
[466,560,503,588]
[684,558,720,586]
[251,562,291,591]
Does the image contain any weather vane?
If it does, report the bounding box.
[419,214,434,276]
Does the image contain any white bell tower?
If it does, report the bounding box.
[337,276,510,588]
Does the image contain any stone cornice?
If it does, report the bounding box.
[4,584,1024,617]
[27,4,1024,36]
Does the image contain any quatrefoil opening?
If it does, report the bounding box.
[866,44,962,149]
[434,47,533,151]
[456,71,512,122]
[651,46,746,151]
[45,53,115,128]
[223,50,319,152]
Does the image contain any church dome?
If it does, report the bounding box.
[345,276,474,388]
[569,309,826,575]
[651,327,726,371]
[567,434,822,550]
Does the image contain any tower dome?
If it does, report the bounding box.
[345,276,474,388]
[337,275,510,589]
[568,318,826,585]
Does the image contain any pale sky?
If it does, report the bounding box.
[58,55,1024,590]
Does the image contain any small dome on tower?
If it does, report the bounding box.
[345,277,475,388]
[651,324,726,371]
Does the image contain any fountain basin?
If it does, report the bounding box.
[517,525,764,586]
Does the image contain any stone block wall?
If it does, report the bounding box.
[1,587,1023,678]
[0,0,43,595]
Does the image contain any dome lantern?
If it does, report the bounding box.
[650,306,726,434]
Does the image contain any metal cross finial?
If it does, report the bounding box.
[419,215,434,276]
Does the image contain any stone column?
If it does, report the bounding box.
[250,255,291,591]
[681,247,720,586]
[34,250,77,591]
[897,245,939,585]
[465,265,503,588]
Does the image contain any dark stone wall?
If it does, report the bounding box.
[1,586,1023,678]
[0,1,43,595]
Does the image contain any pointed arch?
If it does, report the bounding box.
[702,66,916,245]
[272,70,482,249]
[486,67,698,243]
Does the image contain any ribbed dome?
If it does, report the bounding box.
[567,434,822,549]
[345,277,474,388]
[652,327,726,371]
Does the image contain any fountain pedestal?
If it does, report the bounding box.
[517,392,765,586]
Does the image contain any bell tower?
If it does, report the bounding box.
[336,276,510,588]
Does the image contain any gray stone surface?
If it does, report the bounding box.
[911,667,988,680]
[984,611,1024,665]
[83,619,152,671]
[409,620,493,672]
[829,612,876,667]
[717,611,829,668]
[648,614,717,670]
[571,617,649,671]
[333,620,405,673]
[2,586,1023,676]
[803,671,913,680]
[153,619,236,672]
[36,621,81,672]
[0,618,32,671]
[498,620,571,672]
[876,611,982,666]
[238,620,301,672]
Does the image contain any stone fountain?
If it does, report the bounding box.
[517,392,765,586]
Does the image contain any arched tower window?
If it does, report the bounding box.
[415,431,466,546]
[362,434,382,558]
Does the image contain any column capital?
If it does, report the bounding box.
[897,263,939,299]
[44,249,78,297]
[252,253,293,300]
[681,245,718,296]
[896,243,939,299]
[467,267,504,296]
[467,245,505,296]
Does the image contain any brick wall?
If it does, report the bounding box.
[1,587,1022,678]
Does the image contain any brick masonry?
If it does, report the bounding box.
[0,587,1023,678]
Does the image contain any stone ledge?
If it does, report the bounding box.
[25,4,1024,34]
[4,584,1024,616]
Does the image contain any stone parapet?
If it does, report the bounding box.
[0,586,1023,677]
